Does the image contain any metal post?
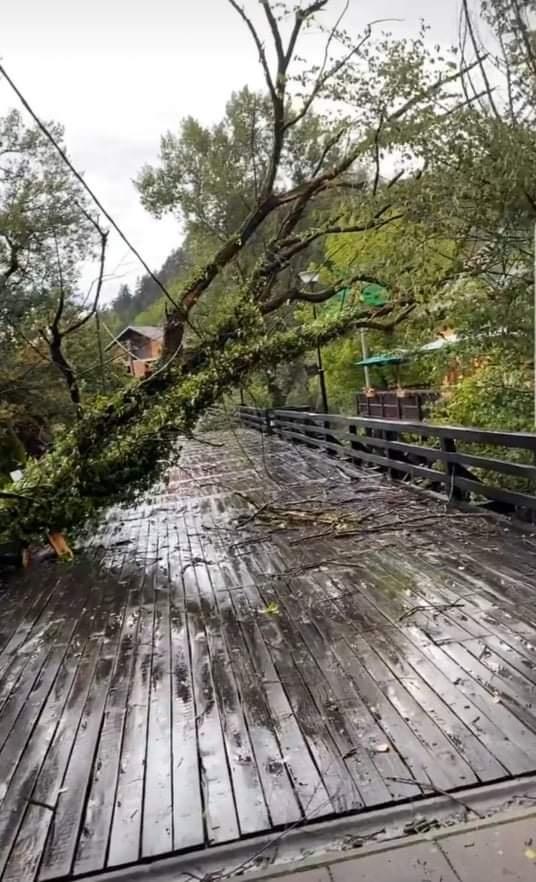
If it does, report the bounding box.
[360,328,371,389]
[239,388,245,406]
[534,221,536,426]
[312,302,329,413]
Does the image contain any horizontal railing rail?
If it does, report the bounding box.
[236,406,536,517]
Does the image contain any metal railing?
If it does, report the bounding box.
[237,406,536,516]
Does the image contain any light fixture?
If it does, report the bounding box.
[298,271,320,286]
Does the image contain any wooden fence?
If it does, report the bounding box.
[237,406,536,517]
[357,389,439,421]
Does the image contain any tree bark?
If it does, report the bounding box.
[48,334,81,411]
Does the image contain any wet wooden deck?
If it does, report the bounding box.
[2,429,536,880]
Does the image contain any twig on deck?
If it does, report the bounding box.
[398,601,465,622]
[187,433,225,448]
[386,776,483,818]
[289,511,494,545]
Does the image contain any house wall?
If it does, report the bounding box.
[120,335,163,378]
[148,339,163,359]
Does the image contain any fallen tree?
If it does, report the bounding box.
[0,0,504,543]
[0,303,410,541]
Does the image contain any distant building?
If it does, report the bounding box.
[107,325,164,378]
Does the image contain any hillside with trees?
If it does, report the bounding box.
[1,0,535,543]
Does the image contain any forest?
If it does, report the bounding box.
[0,0,535,544]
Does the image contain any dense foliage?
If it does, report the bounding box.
[2,0,536,543]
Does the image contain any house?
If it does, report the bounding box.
[107,325,164,378]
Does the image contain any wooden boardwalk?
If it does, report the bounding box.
[2,429,536,880]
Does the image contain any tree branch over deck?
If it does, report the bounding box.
[0,0,501,542]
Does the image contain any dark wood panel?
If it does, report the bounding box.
[142,534,173,858]
[167,518,204,853]
[73,581,141,874]
[106,553,155,868]
[229,588,331,819]
[272,409,536,450]
[215,588,302,827]
[182,506,240,845]
[303,572,506,784]
[38,649,116,881]
[0,641,101,882]
[249,582,362,813]
[267,579,396,806]
[185,505,272,837]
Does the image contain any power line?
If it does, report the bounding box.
[0,62,182,314]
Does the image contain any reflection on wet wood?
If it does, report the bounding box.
[3,429,536,879]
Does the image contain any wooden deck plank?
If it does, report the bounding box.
[167,519,205,853]
[35,559,128,881]
[367,629,507,781]
[264,580,395,806]
[0,579,89,813]
[443,639,536,737]
[318,549,510,780]
[382,629,518,775]
[0,591,100,882]
[215,588,303,827]
[228,587,331,819]
[0,579,76,757]
[247,582,363,813]
[73,518,146,875]
[142,530,174,858]
[106,520,155,868]
[287,568,480,795]
[37,649,116,881]
[285,574,431,799]
[419,641,536,772]
[0,566,61,660]
[477,632,536,686]
[0,641,101,882]
[180,504,240,846]
[184,513,272,837]
[183,579,240,844]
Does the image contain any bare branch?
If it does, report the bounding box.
[163,23,486,356]
[284,1,330,69]
[261,269,400,314]
[260,210,403,281]
[50,233,66,333]
[311,124,350,177]
[0,62,179,312]
[461,0,500,118]
[64,224,109,335]
[227,0,277,101]
[286,28,372,131]
[510,0,536,80]
[372,109,385,196]
[260,0,285,69]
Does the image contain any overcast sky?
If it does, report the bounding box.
[0,0,462,304]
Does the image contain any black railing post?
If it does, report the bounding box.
[324,418,335,457]
[384,429,401,479]
[349,424,360,452]
[440,436,463,502]
[265,409,273,435]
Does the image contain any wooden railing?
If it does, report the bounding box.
[236,406,271,433]
[237,406,536,516]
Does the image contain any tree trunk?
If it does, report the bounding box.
[49,339,81,411]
